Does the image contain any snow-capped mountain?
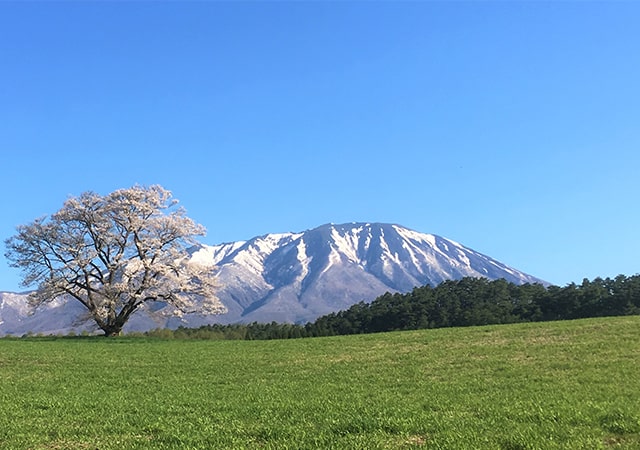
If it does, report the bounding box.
[0,223,544,335]
[192,222,543,324]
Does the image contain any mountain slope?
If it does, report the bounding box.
[0,222,544,335]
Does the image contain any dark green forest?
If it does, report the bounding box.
[141,274,640,340]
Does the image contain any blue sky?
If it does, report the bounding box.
[1,1,639,292]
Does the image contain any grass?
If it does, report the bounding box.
[0,316,638,449]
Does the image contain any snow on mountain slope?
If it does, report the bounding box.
[0,222,545,335]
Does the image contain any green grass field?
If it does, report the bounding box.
[0,316,639,449]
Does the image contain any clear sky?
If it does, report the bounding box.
[1,1,639,292]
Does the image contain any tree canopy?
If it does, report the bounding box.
[306,275,640,336]
[4,185,225,336]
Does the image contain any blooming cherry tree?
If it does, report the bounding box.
[4,185,225,336]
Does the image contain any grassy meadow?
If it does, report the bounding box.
[0,316,639,449]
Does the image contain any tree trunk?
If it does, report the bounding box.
[100,307,130,337]
[102,325,123,337]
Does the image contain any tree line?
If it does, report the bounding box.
[141,274,640,340]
